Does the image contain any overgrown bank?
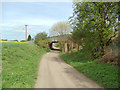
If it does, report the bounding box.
[2,42,49,88]
[60,50,119,88]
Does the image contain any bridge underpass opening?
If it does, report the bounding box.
[49,42,61,51]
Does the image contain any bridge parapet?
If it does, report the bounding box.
[49,36,59,42]
[49,34,71,42]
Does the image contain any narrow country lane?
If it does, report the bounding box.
[34,50,103,88]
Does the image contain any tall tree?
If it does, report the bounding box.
[50,21,72,37]
[27,35,32,41]
[69,2,119,58]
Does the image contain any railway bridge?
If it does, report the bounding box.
[47,35,78,53]
[48,36,59,50]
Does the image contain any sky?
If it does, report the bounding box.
[1,2,73,41]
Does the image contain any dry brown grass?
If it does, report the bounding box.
[97,40,119,65]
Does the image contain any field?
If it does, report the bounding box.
[60,50,119,88]
[0,40,27,43]
[2,42,49,88]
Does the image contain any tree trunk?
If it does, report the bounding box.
[76,44,79,51]
[65,43,68,53]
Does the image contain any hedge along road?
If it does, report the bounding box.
[34,47,104,88]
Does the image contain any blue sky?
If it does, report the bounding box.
[1,2,73,41]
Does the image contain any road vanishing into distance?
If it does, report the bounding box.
[34,45,103,88]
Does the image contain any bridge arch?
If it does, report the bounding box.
[48,35,78,53]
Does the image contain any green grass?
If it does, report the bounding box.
[60,50,120,88]
[2,42,49,88]
[54,43,61,48]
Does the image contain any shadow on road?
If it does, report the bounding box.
[51,48,62,51]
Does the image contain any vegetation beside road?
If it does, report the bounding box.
[57,2,119,88]
[34,32,50,48]
[60,50,119,88]
[54,43,61,49]
[2,42,49,88]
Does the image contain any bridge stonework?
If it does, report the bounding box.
[48,35,80,53]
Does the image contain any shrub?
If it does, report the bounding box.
[35,39,47,48]
[97,39,119,66]
[11,40,18,42]
[1,39,7,41]
[34,32,50,48]
[20,40,26,42]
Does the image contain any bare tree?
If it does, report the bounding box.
[50,21,72,37]
[50,21,72,53]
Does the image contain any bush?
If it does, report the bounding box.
[20,40,26,42]
[11,40,18,42]
[34,32,50,48]
[35,39,47,48]
[1,39,7,41]
[97,51,118,65]
[97,39,119,66]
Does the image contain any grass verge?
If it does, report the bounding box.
[2,42,49,88]
[54,43,60,48]
[60,50,119,88]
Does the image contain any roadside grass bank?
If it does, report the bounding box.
[60,50,119,88]
[2,42,50,88]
